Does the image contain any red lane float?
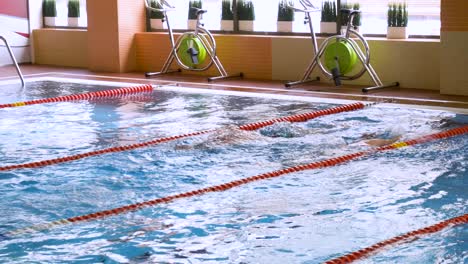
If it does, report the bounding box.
[0,84,154,108]
[0,102,369,172]
[324,214,468,264]
[5,125,467,238]
[239,102,366,131]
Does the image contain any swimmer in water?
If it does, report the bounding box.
[175,125,265,150]
[358,132,401,147]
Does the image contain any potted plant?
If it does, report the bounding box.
[352,3,361,30]
[150,0,165,30]
[277,0,294,33]
[188,0,202,30]
[42,0,57,27]
[67,0,80,27]
[320,0,337,34]
[237,0,255,31]
[221,0,234,31]
[340,2,361,32]
[387,2,408,39]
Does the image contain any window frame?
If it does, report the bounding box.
[148,0,440,39]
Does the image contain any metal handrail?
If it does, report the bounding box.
[0,36,25,87]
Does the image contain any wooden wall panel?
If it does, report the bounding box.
[135,33,272,80]
[441,0,468,32]
[87,0,120,72]
[117,0,146,72]
[33,29,87,68]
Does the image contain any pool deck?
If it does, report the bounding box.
[1,64,468,112]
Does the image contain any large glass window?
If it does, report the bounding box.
[149,0,440,36]
[45,0,87,28]
[359,0,440,36]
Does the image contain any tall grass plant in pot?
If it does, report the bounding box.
[320,0,337,34]
[387,2,408,39]
[188,0,202,30]
[150,0,165,30]
[42,0,57,27]
[221,0,234,31]
[277,0,294,32]
[237,0,255,31]
[67,0,80,27]
[340,2,361,33]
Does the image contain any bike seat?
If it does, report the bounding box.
[190,7,207,16]
[340,9,361,15]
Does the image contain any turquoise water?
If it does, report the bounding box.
[0,80,466,263]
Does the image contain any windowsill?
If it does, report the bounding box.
[143,31,440,43]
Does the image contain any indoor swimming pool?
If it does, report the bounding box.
[0,78,466,263]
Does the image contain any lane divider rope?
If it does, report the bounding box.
[324,213,468,263]
[0,102,368,172]
[0,84,154,108]
[2,125,467,240]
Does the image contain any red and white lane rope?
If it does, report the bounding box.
[3,125,467,241]
[0,102,368,172]
[324,213,468,264]
[0,84,154,109]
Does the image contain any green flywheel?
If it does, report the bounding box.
[323,40,358,75]
[177,36,207,68]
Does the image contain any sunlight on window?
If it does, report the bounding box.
[54,0,87,27]
[164,0,221,30]
[153,0,439,36]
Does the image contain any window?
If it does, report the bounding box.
[358,0,440,36]
[47,0,87,28]
[150,0,440,36]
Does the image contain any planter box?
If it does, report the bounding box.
[188,19,197,30]
[387,27,408,39]
[150,19,164,30]
[320,22,337,34]
[239,20,254,31]
[277,21,293,33]
[221,20,234,31]
[44,16,56,27]
[68,17,79,27]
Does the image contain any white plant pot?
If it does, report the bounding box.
[239,20,254,31]
[277,21,293,33]
[188,19,197,30]
[150,18,164,30]
[44,16,56,27]
[341,25,359,35]
[387,27,408,39]
[221,20,234,31]
[320,22,337,34]
[68,17,79,27]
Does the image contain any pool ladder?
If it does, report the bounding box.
[0,35,25,87]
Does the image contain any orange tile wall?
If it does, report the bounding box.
[135,33,272,80]
[87,0,145,72]
[441,0,468,32]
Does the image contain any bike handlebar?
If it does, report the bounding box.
[287,0,320,13]
[144,0,175,13]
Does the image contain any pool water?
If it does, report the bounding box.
[0,79,466,263]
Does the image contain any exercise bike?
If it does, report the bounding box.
[285,0,399,93]
[144,0,242,82]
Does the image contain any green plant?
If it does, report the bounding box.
[277,0,294,22]
[67,0,80,18]
[340,2,360,27]
[237,0,255,21]
[388,2,408,27]
[150,0,164,19]
[188,0,202,20]
[352,3,361,27]
[42,0,57,17]
[222,0,234,20]
[321,0,337,22]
